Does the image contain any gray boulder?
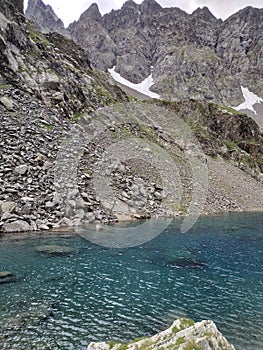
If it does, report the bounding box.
[3,220,32,232]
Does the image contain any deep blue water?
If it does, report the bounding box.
[0,212,262,350]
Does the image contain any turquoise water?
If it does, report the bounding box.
[0,212,262,350]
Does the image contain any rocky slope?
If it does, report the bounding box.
[87,318,236,350]
[0,0,127,233]
[26,0,263,106]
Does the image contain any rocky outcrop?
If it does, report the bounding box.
[26,0,263,105]
[216,7,263,98]
[0,2,128,115]
[87,318,236,350]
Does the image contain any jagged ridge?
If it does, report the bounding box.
[25,0,263,106]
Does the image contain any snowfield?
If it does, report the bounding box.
[235,86,263,114]
[108,66,160,99]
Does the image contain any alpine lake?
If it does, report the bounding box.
[0,212,262,350]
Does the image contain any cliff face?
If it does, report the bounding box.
[0,0,127,115]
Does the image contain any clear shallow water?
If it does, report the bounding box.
[0,212,262,350]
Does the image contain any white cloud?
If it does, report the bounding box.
[24,0,263,26]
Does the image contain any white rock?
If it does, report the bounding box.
[3,220,32,233]
[13,164,28,175]
[0,201,16,215]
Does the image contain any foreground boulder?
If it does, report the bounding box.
[87,318,236,350]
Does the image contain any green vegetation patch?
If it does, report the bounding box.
[180,319,195,329]
[175,336,186,345]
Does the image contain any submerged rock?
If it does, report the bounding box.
[87,318,236,350]
[0,271,16,284]
[0,301,57,332]
[35,244,75,256]
[165,257,206,268]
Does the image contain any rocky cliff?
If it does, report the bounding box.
[26,0,263,106]
[87,318,236,350]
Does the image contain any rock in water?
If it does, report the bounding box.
[87,318,236,349]
[0,271,16,284]
[35,245,75,256]
[165,257,206,268]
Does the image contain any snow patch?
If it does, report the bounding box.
[108,66,160,99]
[234,86,263,114]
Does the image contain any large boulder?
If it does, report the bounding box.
[2,220,32,232]
[87,318,236,350]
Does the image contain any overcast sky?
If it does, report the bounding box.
[24,0,263,27]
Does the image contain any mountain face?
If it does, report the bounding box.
[68,3,116,71]
[25,0,263,106]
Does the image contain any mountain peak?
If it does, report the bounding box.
[27,0,58,21]
[191,6,217,20]
[140,0,162,14]
[223,6,263,24]
[122,0,138,7]
[79,3,102,22]
[120,0,140,13]
[26,0,67,35]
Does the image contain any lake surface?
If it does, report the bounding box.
[0,212,262,350]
